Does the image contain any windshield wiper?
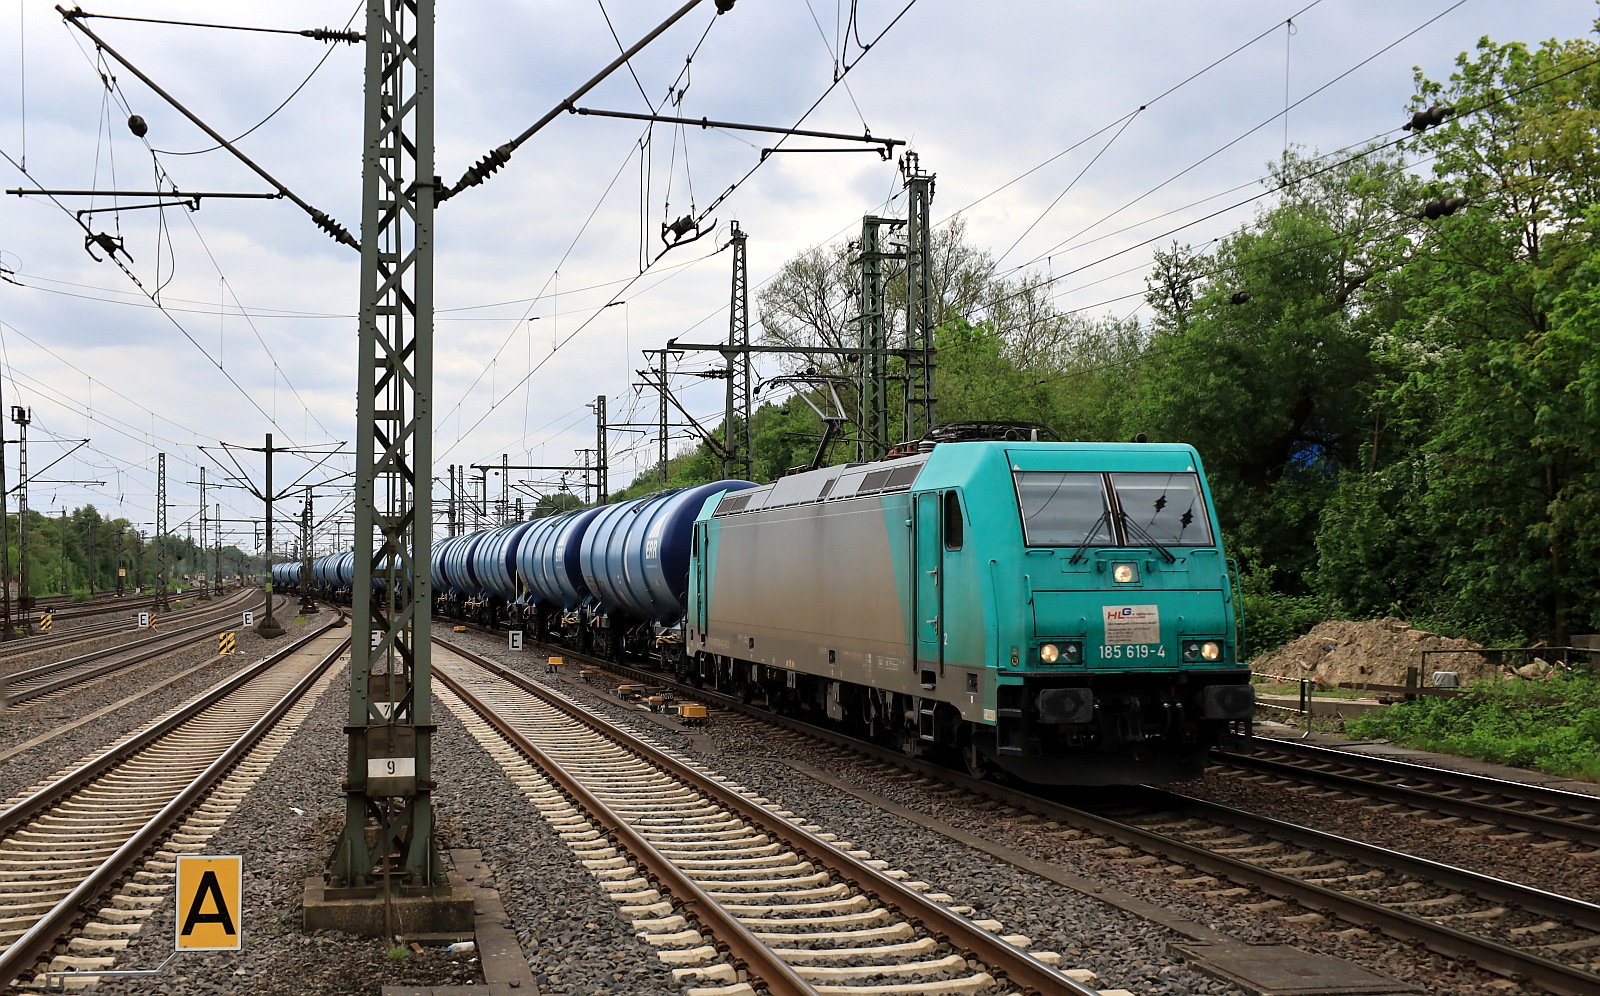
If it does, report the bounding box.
[1120,511,1177,563]
[1068,509,1111,564]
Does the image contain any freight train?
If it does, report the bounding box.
[295,431,1254,785]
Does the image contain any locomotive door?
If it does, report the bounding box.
[913,491,944,680]
[692,524,708,635]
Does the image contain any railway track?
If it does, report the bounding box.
[1064,786,1600,995]
[479,630,1600,993]
[433,636,1105,996]
[2,595,275,709]
[1211,737,1600,847]
[0,618,347,988]
[0,589,259,664]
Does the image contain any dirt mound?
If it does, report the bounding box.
[1251,617,1488,689]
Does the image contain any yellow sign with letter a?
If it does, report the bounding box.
[175,855,242,950]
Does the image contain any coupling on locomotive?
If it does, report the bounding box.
[284,431,1254,786]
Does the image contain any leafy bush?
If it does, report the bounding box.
[1234,556,1327,657]
[1348,674,1600,781]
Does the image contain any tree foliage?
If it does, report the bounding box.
[2,505,260,598]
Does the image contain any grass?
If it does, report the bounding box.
[1346,672,1600,782]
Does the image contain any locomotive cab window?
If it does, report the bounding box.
[1015,472,1112,546]
[1110,472,1213,546]
[943,491,964,550]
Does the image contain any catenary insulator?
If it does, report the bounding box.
[1416,196,1467,220]
[1403,103,1455,133]
[127,114,148,138]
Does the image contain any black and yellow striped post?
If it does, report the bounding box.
[218,631,237,656]
[38,611,52,633]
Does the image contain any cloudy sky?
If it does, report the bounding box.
[1,0,1594,558]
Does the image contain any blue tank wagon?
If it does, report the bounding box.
[577,482,754,661]
[270,562,302,594]
[513,505,606,643]
[686,440,1254,785]
[466,520,538,625]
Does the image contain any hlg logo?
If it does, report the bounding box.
[1105,607,1135,621]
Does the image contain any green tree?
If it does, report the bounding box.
[1379,33,1600,640]
[1135,147,1417,587]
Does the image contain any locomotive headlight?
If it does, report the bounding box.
[1062,642,1081,663]
[1201,640,1222,661]
[1112,563,1137,583]
[1040,643,1060,663]
[1183,641,1200,661]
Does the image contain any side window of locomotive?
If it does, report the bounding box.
[1110,472,1214,546]
[1014,472,1112,546]
[943,491,964,550]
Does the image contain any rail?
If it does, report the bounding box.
[436,636,1095,996]
[0,615,346,984]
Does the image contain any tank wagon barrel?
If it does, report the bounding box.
[516,506,604,610]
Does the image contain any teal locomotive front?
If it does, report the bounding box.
[686,439,1253,785]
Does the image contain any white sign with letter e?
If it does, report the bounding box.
[509,630,524,651]
[242,610,254,628]
[175,855,242,951]
[137,611,150,629]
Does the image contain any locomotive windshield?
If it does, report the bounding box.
[1015,470,1213,548]
[1111,472,1213,546]
[1016,472,1113,546]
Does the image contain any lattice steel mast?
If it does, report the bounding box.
[11,407,30,628]
[856,216,900,460]
[593,396,608,504]
[332,0,441,888]
[722,222,751,480]
[901,153,936,441]
[155,452,169,612]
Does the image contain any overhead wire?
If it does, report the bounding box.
[939,0,1326,226]
[144,2,364,156]
[1010,0,1471,273]
[664,32,1600,451]
[436,14,725,443]
[2,148,307,447]
[522,0,927,480]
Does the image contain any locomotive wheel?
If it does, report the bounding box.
[959,724,1000,781]
[896,726,926,759]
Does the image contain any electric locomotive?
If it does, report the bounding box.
[685,436,1254,785]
